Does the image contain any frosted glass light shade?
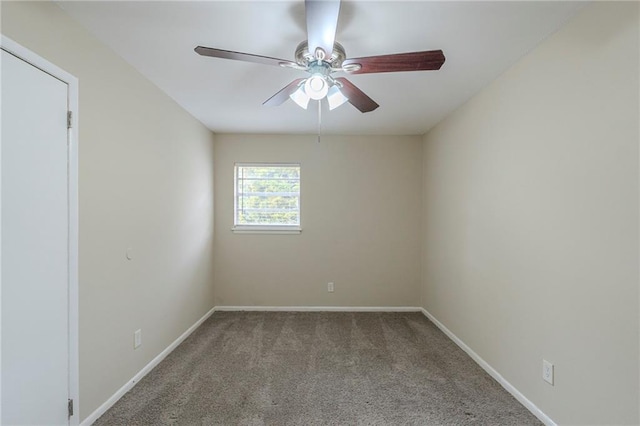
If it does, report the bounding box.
[289,85,310,109]
[304,75,329,100]
[327,85,348,110]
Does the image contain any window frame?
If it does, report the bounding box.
[232,162,302,234]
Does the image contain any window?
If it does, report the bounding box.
[233,163,301,234]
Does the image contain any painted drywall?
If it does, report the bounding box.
[214,134,422,307]
[421,2,639,424]
[1,2,216,421]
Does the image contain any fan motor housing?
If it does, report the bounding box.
[294,41,346,68]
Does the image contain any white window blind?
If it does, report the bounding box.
[234,163,301,232]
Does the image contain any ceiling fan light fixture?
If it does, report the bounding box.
[327,85,348,110]
[289,84,310,109]
[195,0,446,115]
[304,74,329,100]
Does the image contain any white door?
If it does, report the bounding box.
[1,49,71,425]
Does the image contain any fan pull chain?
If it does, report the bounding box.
[317,100,322,143]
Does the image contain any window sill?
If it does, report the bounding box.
[231,226,302,235]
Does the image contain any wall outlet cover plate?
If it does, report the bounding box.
[542,359,554,385]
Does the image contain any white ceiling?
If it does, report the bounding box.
[57,1,585,135]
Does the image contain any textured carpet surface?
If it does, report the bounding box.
[94,312,541,425]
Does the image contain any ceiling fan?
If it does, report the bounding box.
[195,0,445,113]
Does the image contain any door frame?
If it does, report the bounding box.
[1,34,80,425]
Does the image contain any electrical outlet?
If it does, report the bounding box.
[542,359,554,385]
[328,282,334,293]
[134,329,142,349]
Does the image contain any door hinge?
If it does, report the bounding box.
[68,399,74,417]
[67,111,73,129]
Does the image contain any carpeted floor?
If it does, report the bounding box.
[94,312,541,425]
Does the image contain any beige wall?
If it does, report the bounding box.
[1,2,216,421]
[214,134,422,307]
[421,2,639,424]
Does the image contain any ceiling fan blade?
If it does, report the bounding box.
[305,0,341,58]
[263,79,305,106]
[195,46,298,68]
[342,50,445,74]
[335,77,379,113]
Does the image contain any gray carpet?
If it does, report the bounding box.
[94,312,541,425]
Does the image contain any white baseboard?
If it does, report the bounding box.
[80,307,216,426]
[420,308,556,426]
[214,305,423,312]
